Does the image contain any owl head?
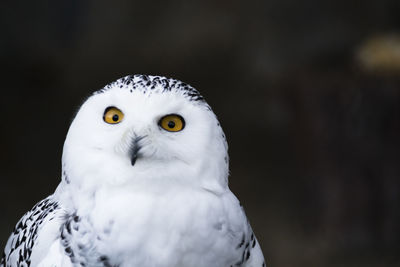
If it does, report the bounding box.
[61,75,229,194]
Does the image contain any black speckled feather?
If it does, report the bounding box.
[96,74,205,103]
[1,197,60,267]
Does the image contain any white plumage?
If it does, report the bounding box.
[1,75,266,267]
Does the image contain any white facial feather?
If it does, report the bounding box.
[62,75,229,194]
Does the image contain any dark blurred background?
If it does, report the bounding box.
[1,0,400,266]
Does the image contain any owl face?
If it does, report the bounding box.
[62,75,229,192]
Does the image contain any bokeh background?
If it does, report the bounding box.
[1,0,399,266]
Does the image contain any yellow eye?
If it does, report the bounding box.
[159,114,185,132]
[103,107,124,124]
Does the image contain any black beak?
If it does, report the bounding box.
[130,136,145,166]
[131,149,139,166]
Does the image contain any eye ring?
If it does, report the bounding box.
[103,106,124,124]
[159,114,185,132]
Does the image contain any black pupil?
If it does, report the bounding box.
[112,114,119,122]
[167,121,175,128]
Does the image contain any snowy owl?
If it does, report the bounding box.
[1,75,266,267]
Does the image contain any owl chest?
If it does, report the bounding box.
[86,190,237,266]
